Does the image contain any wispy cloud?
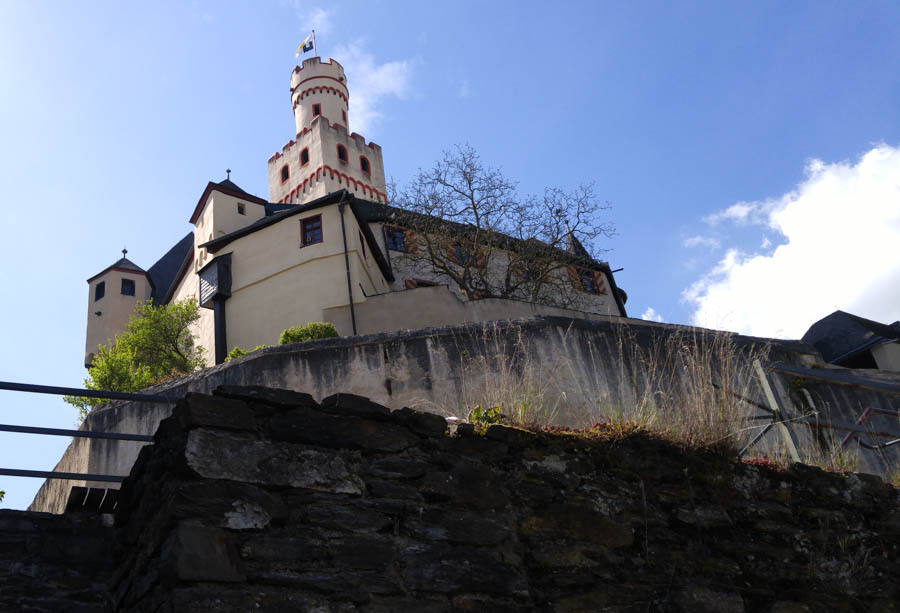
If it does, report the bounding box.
[683,235,720,250]
[683,144,900,338]
[641,307,664,323]
[333,39,414,135]
[281,2,332,37]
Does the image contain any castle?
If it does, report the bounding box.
[84,57,627,367]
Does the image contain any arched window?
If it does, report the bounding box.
[360,156,371,175]
[300,148,309,166]
[281,165,290,183]
[337,144,348,163]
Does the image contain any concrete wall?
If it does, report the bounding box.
[40,315,890,514]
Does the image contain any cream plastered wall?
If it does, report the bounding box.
[268,118,386,205]
[290,57,348,135]
[872,342,900,371]
[218,204,387,351]
[324,284,618,336]
[84,271,152,366]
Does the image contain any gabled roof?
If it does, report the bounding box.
[86,256,150,284]
[802,310,900,364]
[148,232,194,303]
[201,190,395,283]
[189,178,268,225]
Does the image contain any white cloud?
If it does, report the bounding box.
[683,235,721,250]
[641,307,664,323]
[683,144,900,339]
[333,39,413,135]
[760,236,771,250]
[282,2,332,37]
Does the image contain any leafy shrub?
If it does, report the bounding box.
[65,299,205,421]
[225,345,267,361]
[279,322,339,345]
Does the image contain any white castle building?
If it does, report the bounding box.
[84,57,627,367]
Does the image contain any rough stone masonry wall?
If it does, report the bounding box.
[15,386,892,612]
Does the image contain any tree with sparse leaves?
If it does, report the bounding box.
[389,144,615,309]
[65,299,205,421]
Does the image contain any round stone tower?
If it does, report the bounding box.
[291,57,349,133]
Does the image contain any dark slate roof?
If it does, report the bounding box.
[111,257,145,273]
[217,178,249,194]
[801,310,900,363]
[148,232,194,303]
[565,231,591,260]
[190,178,268,224]
[86,256,149,283]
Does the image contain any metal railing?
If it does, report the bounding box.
[0,380,174,483]
[740,361,900,459]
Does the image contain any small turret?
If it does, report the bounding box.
[84,249,152,367]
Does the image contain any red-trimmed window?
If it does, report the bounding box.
[300,148,310,166]
[405,279,439,289]
[281,165,290,183]
[567,267,607,295]
[301,215,323,246]
[337,144,348,163]
[342,109,347,124]
[312,103,321,117]
[360,156,371,175]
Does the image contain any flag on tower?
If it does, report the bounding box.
[295,32,315,57]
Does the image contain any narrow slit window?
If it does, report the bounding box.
[281,165,290,183]
[360,156,370,175]
[312,103,321,117]
[300,148,310,166]
[337,144,348,163]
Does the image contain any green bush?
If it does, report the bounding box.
[225,345,267,361]
[279,322,339,345]
[64,299,205,421]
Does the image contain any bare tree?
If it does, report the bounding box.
[388,144,616,309]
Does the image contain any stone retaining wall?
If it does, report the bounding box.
[11,387,898,611]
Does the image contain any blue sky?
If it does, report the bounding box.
[1,1,899,509]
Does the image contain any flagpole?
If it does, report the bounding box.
[313,29,317,58]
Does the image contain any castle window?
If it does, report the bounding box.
[301,215,323,246]
[312,103,321,117]
[300,148,310,166]
[337,144,348,163]
[342,110,347,124]
[405,279,439,290]
[281,165,290,183]
[385,225,414,252]
[360,156,371,175]
[568,267,607,295]
[94,281,105,302]
[237,202,245,215]
[121,278,135,296]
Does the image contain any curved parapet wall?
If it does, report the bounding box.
[291,57,349,136]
